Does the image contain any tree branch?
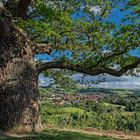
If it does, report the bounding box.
[33,43,52,55]
[36,58,140,76]
[17,0,31,18]
[92,48,128,68]
[5,0,31,18]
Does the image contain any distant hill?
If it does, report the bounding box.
[79,87,116,94]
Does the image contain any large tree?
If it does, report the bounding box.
[0,0,139,133]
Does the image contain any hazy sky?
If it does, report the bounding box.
[72,74,140,89]
[39,74,140,89]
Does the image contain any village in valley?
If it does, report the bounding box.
[40,87,112,105]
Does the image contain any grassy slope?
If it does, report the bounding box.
[62,107,85,114]
[0,129,117,140]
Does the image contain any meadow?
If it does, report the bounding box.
[0,129,117,140]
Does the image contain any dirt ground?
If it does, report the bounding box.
[58,127,140,140]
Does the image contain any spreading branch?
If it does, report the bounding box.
[36,58,140,76]
[92,48,128,68]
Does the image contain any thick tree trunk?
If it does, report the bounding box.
[0,59,43,133]
[0,6,43,133]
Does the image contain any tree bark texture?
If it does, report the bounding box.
[0,6,42,133]
[0,59,42,133]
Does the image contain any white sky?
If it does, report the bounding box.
[72,74,140,89]
[90,6,101,14]
[39,74,140,89]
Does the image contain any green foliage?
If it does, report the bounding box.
[12,0,140,91]
[41,101,140,131]
[43,69,78,93]
[15,0,140,80]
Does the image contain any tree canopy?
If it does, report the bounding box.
[1,0,140,79]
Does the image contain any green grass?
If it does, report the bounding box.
[120,111,134,116]
[1,129,117,140]
[115,90,133,95]
[103,103,125,109]
[62,107,85,114]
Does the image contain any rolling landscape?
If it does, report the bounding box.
[1,87,140,140]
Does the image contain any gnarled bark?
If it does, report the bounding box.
[0,5,42,133]
[0,59,42,133]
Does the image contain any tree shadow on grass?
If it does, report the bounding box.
[1,129,116,140]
